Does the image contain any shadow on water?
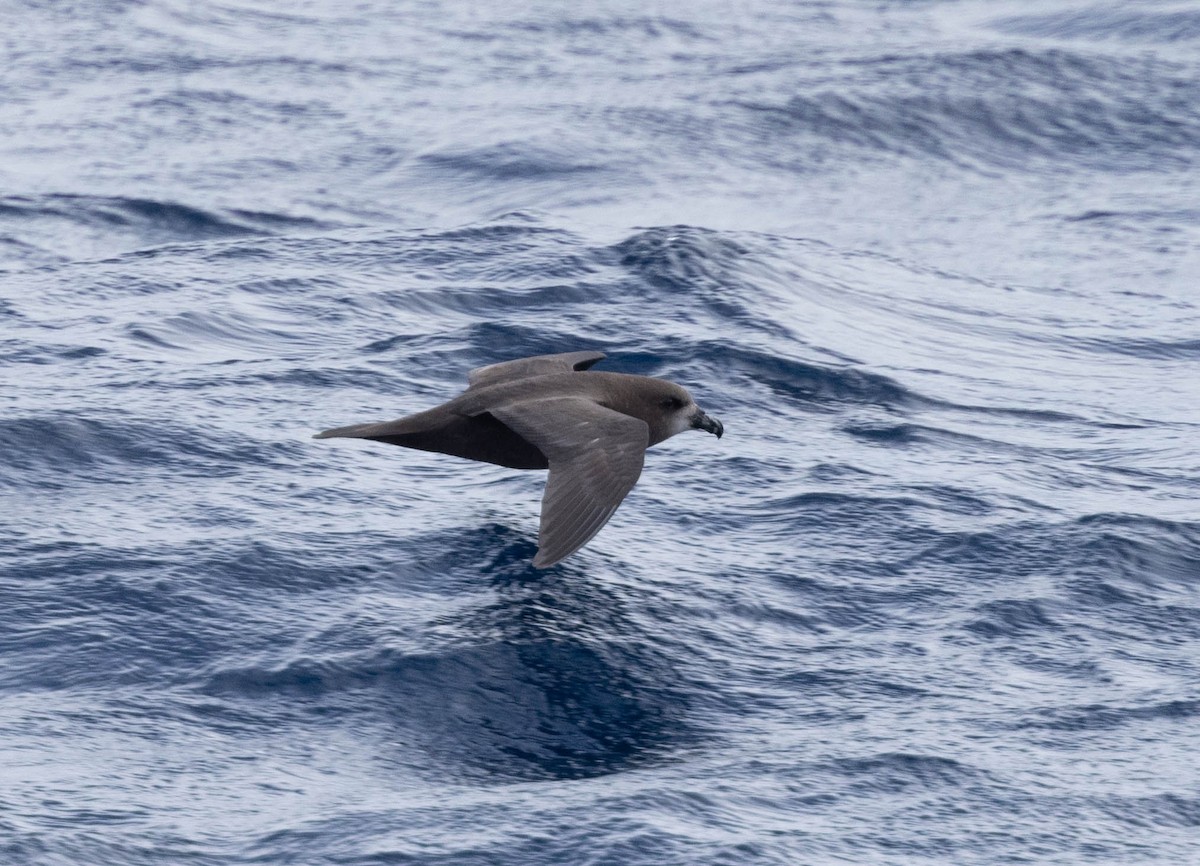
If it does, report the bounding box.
[391,537,698,782]
[201,523,698,784]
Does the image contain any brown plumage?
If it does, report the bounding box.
[314,350,723,567]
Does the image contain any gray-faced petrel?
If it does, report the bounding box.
[314,350,724,568]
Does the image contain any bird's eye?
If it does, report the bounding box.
[660,396,683,410]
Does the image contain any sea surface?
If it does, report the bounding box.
[2,1,1199,864]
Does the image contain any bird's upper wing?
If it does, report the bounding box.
[489,397,647,568]
[467,351,606,390]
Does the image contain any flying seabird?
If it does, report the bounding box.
[314,350,724,567]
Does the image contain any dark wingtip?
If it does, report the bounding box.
[531,547,564,568]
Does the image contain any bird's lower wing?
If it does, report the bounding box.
[490,397,648,567]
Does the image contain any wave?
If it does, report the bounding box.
[731,48,1200,172]
[0,193,330,267]
[992,6,1200,43]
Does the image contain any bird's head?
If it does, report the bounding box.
[629,379,724,446]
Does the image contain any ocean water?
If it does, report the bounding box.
[2,1,1198,864]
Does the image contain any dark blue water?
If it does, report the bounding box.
[3,2,1199,864]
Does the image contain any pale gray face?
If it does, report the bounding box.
[640,381,723,445]
[663,393,700,438]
